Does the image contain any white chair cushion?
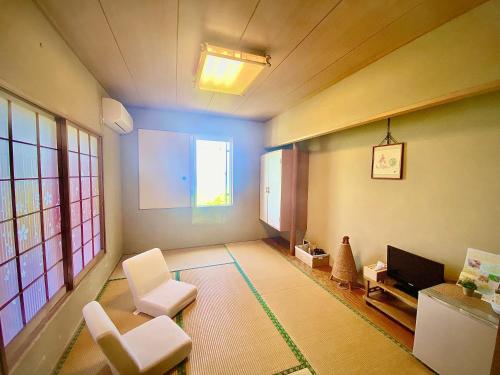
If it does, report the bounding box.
[122,248,171,299]
[83,301,141,374]
[83,301,192,375]
[138,279,197,318]
[123,315,192,374]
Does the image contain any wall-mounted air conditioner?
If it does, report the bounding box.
[102,97,133,134]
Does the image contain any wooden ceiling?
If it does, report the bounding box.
[36,0,486,121]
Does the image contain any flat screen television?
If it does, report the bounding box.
[387,246,444,298]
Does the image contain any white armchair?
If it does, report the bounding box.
[82,301,192,375]
[122,248,197,317]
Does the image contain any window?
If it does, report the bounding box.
[195,138,232,207]
[0,92,105,357]
[0,100,64,345]
[138,131,233,209]
[66,124,103,277]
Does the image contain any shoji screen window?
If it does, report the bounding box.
[67,124,102,277]
[0,99,64,345]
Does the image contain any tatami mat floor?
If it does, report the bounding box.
[55,241,431,375]
[109,245,233,280]
[228,241,431,375]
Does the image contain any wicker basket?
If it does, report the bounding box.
[330,236,357,289]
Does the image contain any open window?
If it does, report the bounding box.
[194,137,233,207]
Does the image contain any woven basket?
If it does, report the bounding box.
[331,236,357,288]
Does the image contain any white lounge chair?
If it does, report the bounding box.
[82,301,192,375]
[122,248,197,317]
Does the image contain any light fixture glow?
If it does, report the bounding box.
[195,43,269,95]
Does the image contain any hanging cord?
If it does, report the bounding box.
[379,118,399,145]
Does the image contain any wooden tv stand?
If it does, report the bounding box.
[363,276,418,332]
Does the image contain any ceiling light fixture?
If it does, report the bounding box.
[195,43,270,96]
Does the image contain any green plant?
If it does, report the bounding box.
[198,193,231,207]
[458,278,477,290]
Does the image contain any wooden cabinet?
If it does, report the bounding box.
[260,149,308,232]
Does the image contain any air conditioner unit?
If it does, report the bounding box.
[102,98,133,134]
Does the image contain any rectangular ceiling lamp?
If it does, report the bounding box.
[196,43,269,95]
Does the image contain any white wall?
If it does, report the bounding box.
[0,1,123,374]
[121,107,277,253]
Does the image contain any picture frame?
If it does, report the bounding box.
[371,143,404,179]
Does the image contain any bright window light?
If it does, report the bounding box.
[195,138,232,207]
[196,43,269,95]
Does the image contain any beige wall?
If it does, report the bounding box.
[121,107,276,253]
[0,0,104,132]
[0,1,123,374]
[266,0,500,147]
[304,91,500,281]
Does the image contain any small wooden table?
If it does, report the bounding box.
[364,276,418,332]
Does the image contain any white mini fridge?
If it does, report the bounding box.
[413,285,498,375]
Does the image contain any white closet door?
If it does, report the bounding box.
[138,129,191,209]
[259,154,268,222]
[267,150,282,230]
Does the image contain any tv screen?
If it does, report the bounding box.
[387,246,444,297]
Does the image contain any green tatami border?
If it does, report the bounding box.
[54,259,241,373]
[223,245,315,375]
[54,241,428,375]
[227,241,412,355]
[273,247,439,373]
[107,261,236,281]
[175,271,187,375]
[171,261,235,272]
[53,279,112,375]
[273,247,413,354]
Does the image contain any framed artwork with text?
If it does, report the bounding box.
[371,143,404,179]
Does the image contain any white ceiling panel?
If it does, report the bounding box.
[37,0,141,105]
[36,0,487,121]
[99,0,178,108]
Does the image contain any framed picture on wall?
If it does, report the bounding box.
[371,143,404,179]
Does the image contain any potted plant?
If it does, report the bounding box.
[458,278,477,296]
